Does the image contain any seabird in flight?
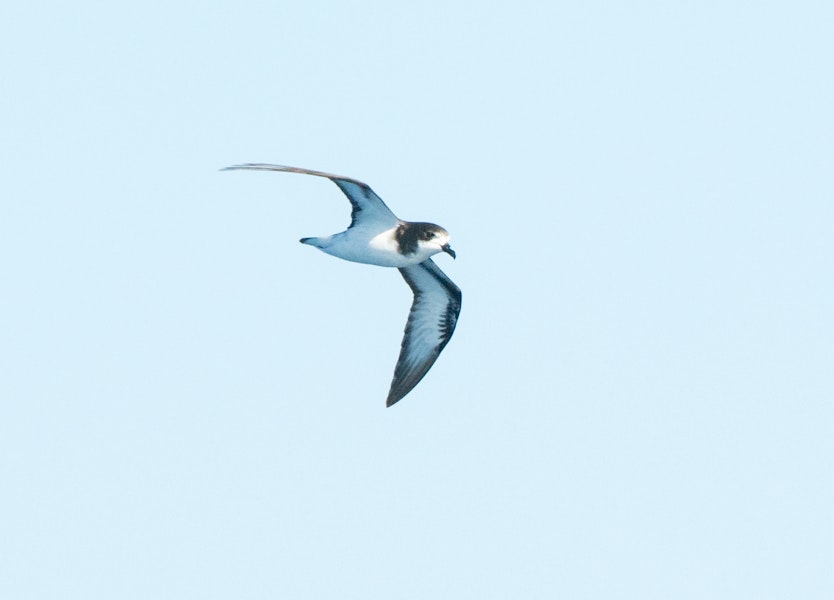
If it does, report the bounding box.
[223,164,462,407]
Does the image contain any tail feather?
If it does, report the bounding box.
[299,236,329,248]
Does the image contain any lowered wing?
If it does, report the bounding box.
[387,259,462,406]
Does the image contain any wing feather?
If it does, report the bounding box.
[387,259,462,406]
[222,164,400,230]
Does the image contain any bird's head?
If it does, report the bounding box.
[395,222,457,262]
[414,223,456,259]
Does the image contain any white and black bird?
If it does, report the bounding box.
[223,164,461,407]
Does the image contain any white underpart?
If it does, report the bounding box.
[367,228,404,259]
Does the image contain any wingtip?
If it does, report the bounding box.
[220,163,289,172]
[387,378,414,406]
[386,385,408,407]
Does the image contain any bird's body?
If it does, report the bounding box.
[300,223,446,268]
[223,163,461,406]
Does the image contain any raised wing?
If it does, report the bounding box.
[387,259,462,407]
[222,164,400,230]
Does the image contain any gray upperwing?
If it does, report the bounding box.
[222,164,401,231]
[387,259,462,407]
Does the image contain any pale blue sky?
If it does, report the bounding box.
[2,1,833,598]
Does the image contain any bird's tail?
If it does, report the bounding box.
[299,236,329,248]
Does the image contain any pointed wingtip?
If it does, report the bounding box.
[386,392,403,408]
[221,163,288,172]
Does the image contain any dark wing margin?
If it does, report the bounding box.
[387,259,462,407]
[222,163,399,229]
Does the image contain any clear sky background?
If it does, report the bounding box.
[2,1,833,598]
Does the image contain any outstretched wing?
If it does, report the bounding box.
[387,259,462,407]
[222,164,400,230]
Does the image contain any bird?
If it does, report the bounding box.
[223,163,461,407]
